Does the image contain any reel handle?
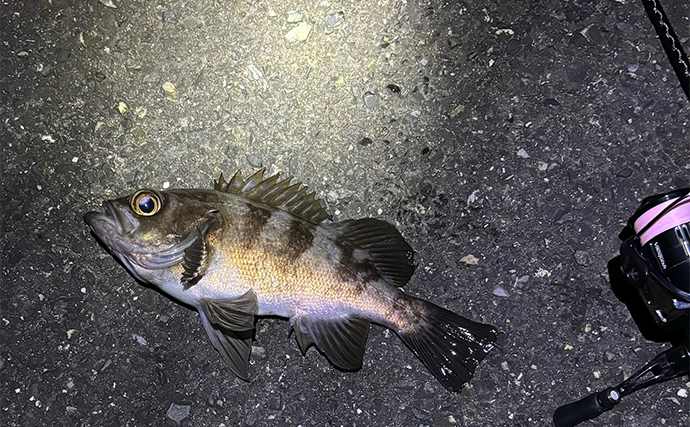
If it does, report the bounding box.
[553,388,620,427]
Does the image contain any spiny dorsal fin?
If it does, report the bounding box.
[214,168,331,224]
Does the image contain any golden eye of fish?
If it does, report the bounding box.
[130,190,162,216]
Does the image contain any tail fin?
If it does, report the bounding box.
[398,301,497,392]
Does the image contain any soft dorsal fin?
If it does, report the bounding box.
[214,168,331,224]
[327,218,415,288]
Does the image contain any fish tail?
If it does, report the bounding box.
[397,299,497,392]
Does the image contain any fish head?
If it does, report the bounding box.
[84,189,218,284]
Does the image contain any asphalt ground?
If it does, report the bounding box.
[1,0,689,426]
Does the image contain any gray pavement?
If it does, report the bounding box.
[1,0,689,426]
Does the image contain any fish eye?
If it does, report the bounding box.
[130,190,162,216]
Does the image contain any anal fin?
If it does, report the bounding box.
[292,315,370,370]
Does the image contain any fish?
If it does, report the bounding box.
[84,168,497,391]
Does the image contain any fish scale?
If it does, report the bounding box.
[85,168,498,391]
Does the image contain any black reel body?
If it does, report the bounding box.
[620,188,690,343]
[554,188,690,427]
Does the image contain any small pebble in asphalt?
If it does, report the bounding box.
[285,22,312,43]
[247,153,263,168]
[386,83,401,94]
[326,12,345,28]
[493,286,510,298]
[517,148,530,158]
[166,403,190,423]
[287,11,303,23]
[163,10,176,23]
[363,91,379,109]
[162,82,179,101]
[574,250,593,266]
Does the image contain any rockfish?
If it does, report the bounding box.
[84,169,497,391]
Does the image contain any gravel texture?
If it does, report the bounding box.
[1,0,689,426]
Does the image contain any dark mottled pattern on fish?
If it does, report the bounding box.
[333,234,379,287]
[282,220,315,262]
[241,203,272,250]
[388,294,425,333]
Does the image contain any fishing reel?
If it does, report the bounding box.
[553,188,690,427]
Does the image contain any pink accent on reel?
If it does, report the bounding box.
[634,196,690,246]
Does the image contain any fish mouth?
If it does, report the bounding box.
[85,202,117,235]
[84,201,137,236]
[84,201,139,254]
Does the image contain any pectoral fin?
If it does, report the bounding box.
[181,230,209,289]
[181,213,220,288]
[292,315,370,370]
[199,290,258,380]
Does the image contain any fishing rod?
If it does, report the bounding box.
[641,0,689,99]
